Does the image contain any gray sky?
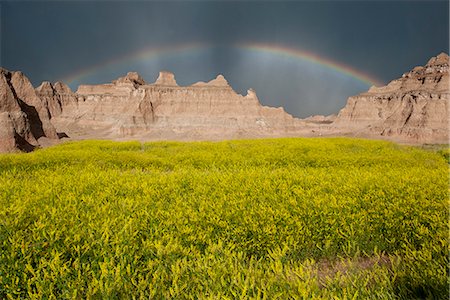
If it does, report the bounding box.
[1,0,448,117]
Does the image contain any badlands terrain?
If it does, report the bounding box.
[0,53,448,152]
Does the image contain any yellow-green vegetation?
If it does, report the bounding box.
[0,138,448,299]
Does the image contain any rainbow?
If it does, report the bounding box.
[62,42,383,87]
[62,42,208,85]
[238,43,383,86]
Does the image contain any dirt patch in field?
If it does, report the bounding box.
[314,255,392,287]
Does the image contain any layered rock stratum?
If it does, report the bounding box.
[53,71,304,140]
[333,53,449,143]
[0,53,448,152]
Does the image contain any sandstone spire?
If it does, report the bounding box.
[113,72,146,86]
[154,71,178,86]
[208,74,229,87]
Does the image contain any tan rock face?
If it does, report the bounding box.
[334,53,449,143]
[36,81,78,119]
[0,68,59,152]
[154,71,178,86]
[10,71,58,140]
[0,69,32,152]
[303,114,337,124]
[112,72,146,87]
[56,71,302,140]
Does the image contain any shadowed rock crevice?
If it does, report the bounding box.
[6,72,45,139]
[57,132,69,139]
[0,68,59,152]
[16,98,45,139]
[14,132,36,152]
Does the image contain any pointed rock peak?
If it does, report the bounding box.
[114,71,146,86]
[208,74,229,87]
[12,71,33,86]
[36,81,54,92]
[126,71,145,85]
[13,70,24,77]
[154,71,178,86]
[367,85,379,93]
[11,70,35,89]
[53,81,73,93]
[0,71,21,112]
[427,52,449,67]
[246,88,257,98]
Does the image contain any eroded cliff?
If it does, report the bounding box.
[333,53,449,143]
[0,68,59,152]
[54,71,303,140]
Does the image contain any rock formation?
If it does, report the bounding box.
[1,53,448,152]
[52,71,303,140]
[154,71,177,86]
[36,81,78,120]
[334,53,449,143]
[0,68,59,152]
[10,71,58,140]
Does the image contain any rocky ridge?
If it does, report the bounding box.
[53,71,303,140]
[333,53,449,143]
[0,53,448,152]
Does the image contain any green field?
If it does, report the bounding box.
[0,138,448,299]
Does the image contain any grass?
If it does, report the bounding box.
[0,138,448,299]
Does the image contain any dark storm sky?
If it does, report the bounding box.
[1,0,448,117]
